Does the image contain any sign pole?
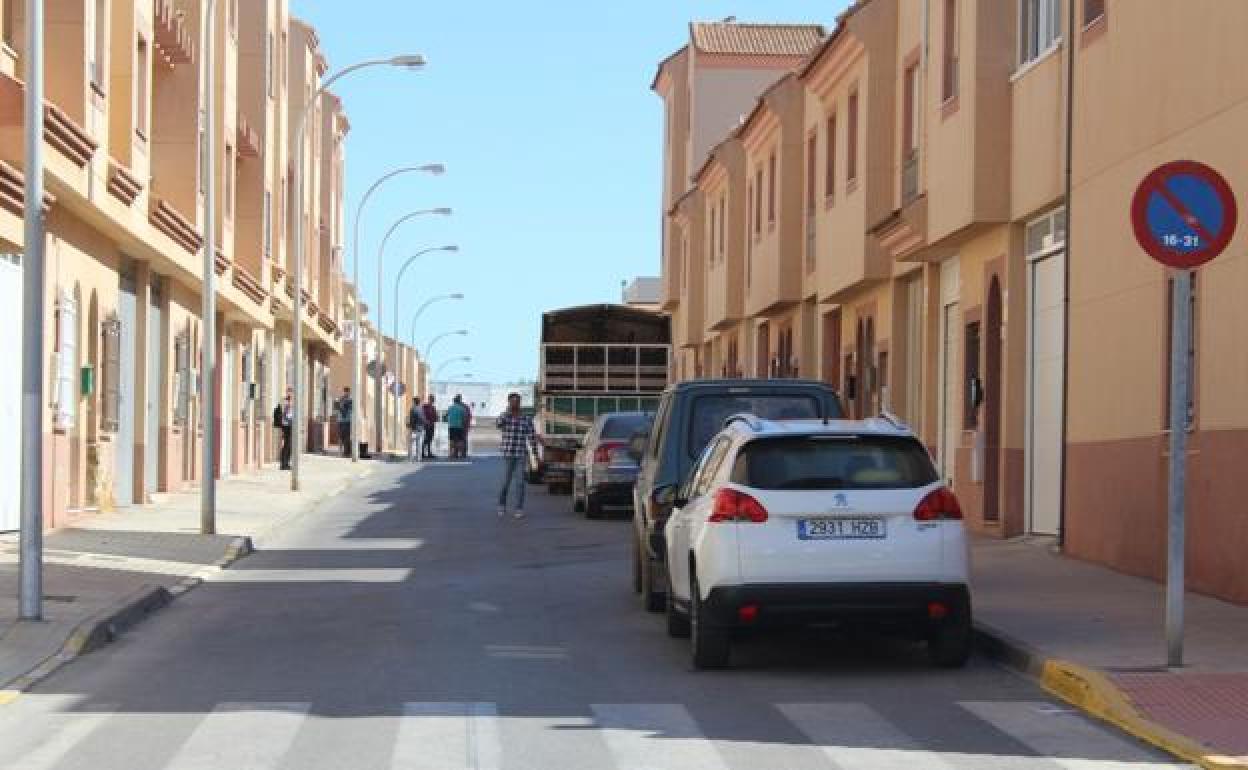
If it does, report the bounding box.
[1165,269,1191,668]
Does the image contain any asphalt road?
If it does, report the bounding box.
[0,451,1191,769]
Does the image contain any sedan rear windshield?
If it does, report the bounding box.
[731,435,939,490]
[602,414,651,439]
[688,394,823,458]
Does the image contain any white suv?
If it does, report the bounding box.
[661,414,971,669]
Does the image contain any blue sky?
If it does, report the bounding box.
[290,1,849,384]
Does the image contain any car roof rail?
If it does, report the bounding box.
[723,413,764,432]
[877,411,909,431]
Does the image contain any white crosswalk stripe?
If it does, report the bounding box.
[590,703,731,770]
[162,702,309,770]
[392,702,502,770]
[0,698,1191,770]
[777,702,961,770]
[6,706,115,770]
[958,701,1189,769]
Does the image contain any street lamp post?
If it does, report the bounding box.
[372,209,452,454]
[292,53,425,491]
[200,0,219,534]
[433,356,472,379]
[350,166,445,463]
[408,294,465,347]
[391,248,459,451]
[18,0,46,620]
[425,330,469,365]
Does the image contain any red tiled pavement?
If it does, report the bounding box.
[1113,672,1248,757]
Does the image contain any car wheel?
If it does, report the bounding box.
[665,573,691,639]
[573,481,584,513]
[585,492,602,519]
[639,547,665,613]
[690,574,730,669]
[927,598,973,669]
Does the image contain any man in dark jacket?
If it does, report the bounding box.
[406,397,426,462]
[274,388,294,470]
[421,395,438,459]
[334,386,352,457]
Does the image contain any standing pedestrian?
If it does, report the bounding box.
[273,388,294,470]
[496,392,539,519]
[446,395,469,459]
[421,395,438,459]
[334,386,353,457]
[462,400,474,458]
[406,397,426,462]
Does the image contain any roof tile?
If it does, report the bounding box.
[690,22,825,57]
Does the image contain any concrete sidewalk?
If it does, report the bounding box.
[973,536,1248,769]
[0,453,374,696]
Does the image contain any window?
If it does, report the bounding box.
[1163,273,1197,432]
[263,190,272,258]
[767,151,777,224]
[847,91,859,184]
[825,114,836,200]
[228,0,238,39]
[1083,0,1105,27]
[942,0,958,102]
[1,1,15,48]
[708,204,717,264]
[806,134,817,213]
[173,330,190,426]
[963,321,981,429]
[266,33,275,99]
[689,393,823,459]
[718,196,725,260]
[224,145,235,220]
[89,0,108,91]
[748,169,758,235]
[903,63,919,157]
[54,290,79,431]
[733,435,938,490]
[1019,0,1062,66]
[197,116,207,195]
[135,37,150,138]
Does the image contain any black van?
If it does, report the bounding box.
[631,380,844,611]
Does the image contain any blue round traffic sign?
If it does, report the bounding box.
[1131,160,1237,269]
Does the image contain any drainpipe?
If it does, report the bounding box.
[1058,0,1076,548]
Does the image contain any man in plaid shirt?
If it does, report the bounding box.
[496,392,539,518]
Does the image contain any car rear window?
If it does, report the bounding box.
[731,435,939,490]
[602,414,650,439]
[688,394,822,458]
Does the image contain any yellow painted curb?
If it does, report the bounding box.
[0,690,20,707]
[1041,660,1248,770]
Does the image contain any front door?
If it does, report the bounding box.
[938,258,961,482]
[0,254,21,531]
[115,272,138,506]
[220,337,234,479]
[1027,251,1065,535]
[144,281,163,498]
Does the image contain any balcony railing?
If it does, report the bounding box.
[541,343,670,393]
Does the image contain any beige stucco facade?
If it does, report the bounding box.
[0,0,357,532]
[656,3,1248,605]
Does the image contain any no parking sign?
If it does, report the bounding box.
[1130,160,1237,667]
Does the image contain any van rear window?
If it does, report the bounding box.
[688,395,822,458]
[731,435,938,490]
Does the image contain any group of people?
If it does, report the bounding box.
[404,393,472,461]
[273,384,540,520]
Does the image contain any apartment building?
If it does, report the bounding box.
[655,1,1248,604]
[0,0,351,533]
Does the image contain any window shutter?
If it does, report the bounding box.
[101,315,122,431]
[173,330,189,426]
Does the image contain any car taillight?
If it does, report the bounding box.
[709,488,769,523]
[914,487,963,521]
[593,442,625,463]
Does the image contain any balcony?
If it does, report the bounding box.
[541,343,670,394]
[153,0,195,67]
